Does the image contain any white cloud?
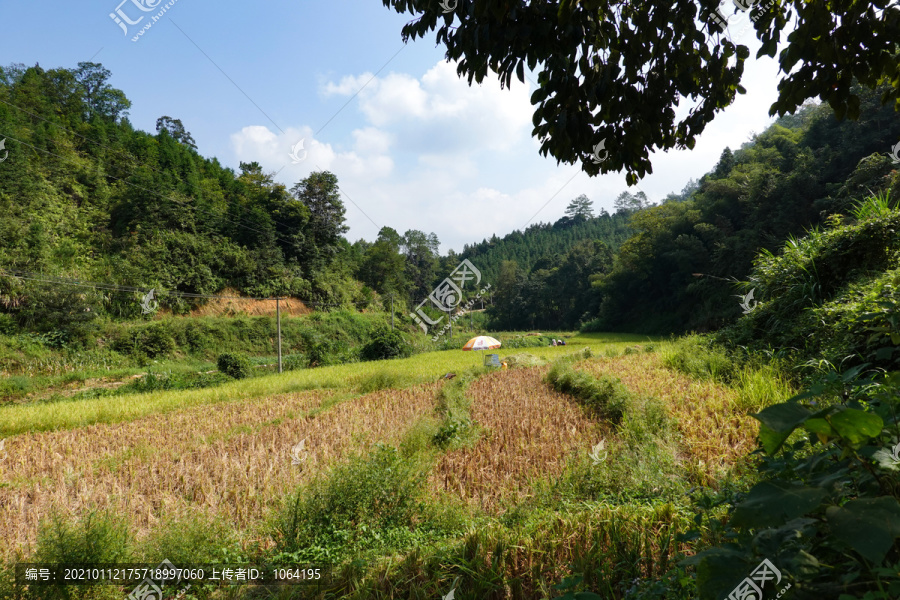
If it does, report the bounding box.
[229,49,785,253]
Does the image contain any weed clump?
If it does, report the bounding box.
[661,335,737,383]
[356,370,401,394]
[546,361,631,424]
[217,352,252,379]
[431,370,479,449]
[501,353,546,368]
[273,444,428,561]
[137,512,242,566]
[31,510,130,599]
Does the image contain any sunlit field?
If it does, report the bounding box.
[0,328,799,600]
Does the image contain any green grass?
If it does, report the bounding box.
[0,333,646,437]
[659,335,795,414]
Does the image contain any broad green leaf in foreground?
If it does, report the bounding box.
[826,497,900,564]
[827,408,883,446]
[753,402,814,454]
[731,481,827,529]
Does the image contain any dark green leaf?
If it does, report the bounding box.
[754,402,813,453]
[731,481,827,529]
[827,497,900,564]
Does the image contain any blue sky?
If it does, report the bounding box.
[0,0,785,253]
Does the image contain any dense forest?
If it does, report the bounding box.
[0,61,632,340]
[590,84,900,334]
[1,62,899,344]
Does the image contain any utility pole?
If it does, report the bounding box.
[390,294,394,330]
[276,297,283,374]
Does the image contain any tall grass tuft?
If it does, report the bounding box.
[30,510,130,600]
[272,444,430,562]
[136,512,244,566]
[545,360,631,424]
[851,190,895,221]
[661,336,737,383]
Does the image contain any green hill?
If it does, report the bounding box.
[589,83,900,334]
[458,210,631,284]
[0,62,365,326]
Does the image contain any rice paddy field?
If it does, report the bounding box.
[0,331,784,599]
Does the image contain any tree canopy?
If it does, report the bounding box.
[380,0,900,184]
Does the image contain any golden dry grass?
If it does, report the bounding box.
[579,352,758,481]
[430,367,605,512]
[0,383,439,557]
[0,344,761,559]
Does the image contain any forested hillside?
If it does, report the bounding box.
[0,61,634,342]
[589,83,900,334]
[457,201,631,284]
[0,62,364,318]
[3,62,899,344]
[0,62,492,337]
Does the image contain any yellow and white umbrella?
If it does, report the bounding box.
[462,335,501,365]
[462,336,502,351]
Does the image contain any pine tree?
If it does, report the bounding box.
[564,194,594,221]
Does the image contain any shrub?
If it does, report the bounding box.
[0,313,15,335]
[360,327,412,361]
[301,330,356,367]
[111,322,176,359]
[31,510,129,600]
[11,286,100,348]
[273,444,427,560]
[120,370,176,393]
[217,352,252,379]
[282,353,306,371]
